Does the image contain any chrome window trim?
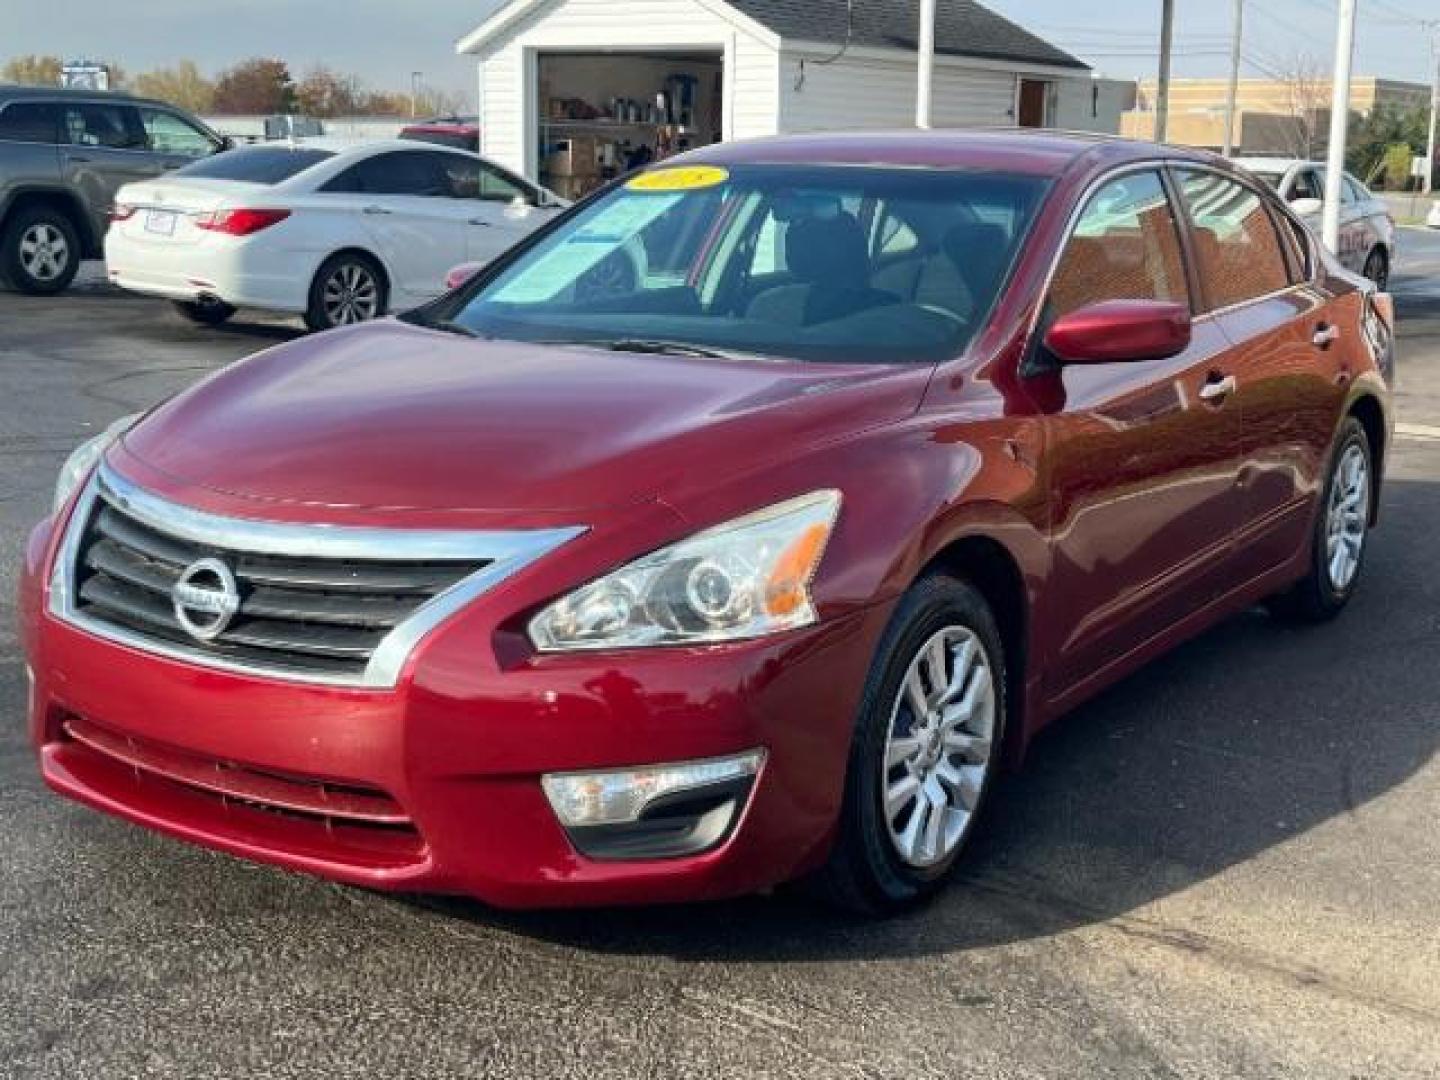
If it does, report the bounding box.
[47,462,586,689]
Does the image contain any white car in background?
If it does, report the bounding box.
[105,140,568,330]
[1233,157,1396,288]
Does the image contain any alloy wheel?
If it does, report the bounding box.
[321,263,380,325]
[19,223,70,282]
[1325,442,1369,591]
[881,626,997,869]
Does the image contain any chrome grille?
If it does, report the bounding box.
[51,463,585,687]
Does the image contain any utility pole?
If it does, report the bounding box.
[1222,0,1245,156]
[1426,26,1438,195]
[1155,0,1175,143]
[1321,0,1357,254]
[410,71,423,118]
[917,0,936,129]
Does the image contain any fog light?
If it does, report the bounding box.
[542,750,764,860]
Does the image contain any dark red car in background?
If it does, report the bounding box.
[398,115,481,153]
[20,132,1393,913]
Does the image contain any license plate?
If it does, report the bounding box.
[144,210,177,236]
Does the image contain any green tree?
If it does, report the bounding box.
[2,54,63,86]
[211,58,295,115]
[131,61,214,113]
[1345,105,1429,188]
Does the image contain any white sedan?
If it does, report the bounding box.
[105,140,568,330]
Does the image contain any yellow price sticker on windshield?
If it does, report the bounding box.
[627,165,729,193]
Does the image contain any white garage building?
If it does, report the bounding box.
[457,0,1119,196]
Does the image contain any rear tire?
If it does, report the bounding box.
[1,205,81,295]
[810,573,1007,915]
[304,252,387,332]
[172,298,236,326]
[1268,417,1373,622]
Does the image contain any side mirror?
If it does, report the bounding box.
[217,136,235,153]
[1043,300,1191,365]
[445,262,485,291]
[1289,196,1323,216]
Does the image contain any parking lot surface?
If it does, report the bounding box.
[3,238,1439,1079]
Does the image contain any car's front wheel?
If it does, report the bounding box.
[0,206,81,295]
[172,298,237,326]
[813,573,1006,914]
[305,253,387,332]
[1269,416,1373,621]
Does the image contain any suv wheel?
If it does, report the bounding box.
[1,206,81,295]
[811,573,1006,914]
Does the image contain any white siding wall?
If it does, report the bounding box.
[778,49,1018,132]
[471,0,780,177]
[1051,76,1133,135]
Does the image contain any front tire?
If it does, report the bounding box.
[172,298,236,326]
[1,206,81,295]
[304,253,387,332]
[812,574,1006,915]
[1268,417,1373,622]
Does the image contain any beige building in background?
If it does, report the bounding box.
[1121,76,1430,157]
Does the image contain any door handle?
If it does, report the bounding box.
[68,155,92,163]
[468,217,492,226]
[1313,324,1341,348]
[1198,374,1237,403]
[362,205,391,215]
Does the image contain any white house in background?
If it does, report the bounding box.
[456,0,1129,195]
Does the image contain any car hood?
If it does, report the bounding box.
[119,320,932,517]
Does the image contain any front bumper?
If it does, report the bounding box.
[21,514,886,907]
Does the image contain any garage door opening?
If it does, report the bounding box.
[536,50,724,201]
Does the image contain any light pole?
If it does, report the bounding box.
[1425,27,1438,195]
[916,0,936,128]
[1156,0,1175,143]
[1222,0,1245,156]
[1321,0,1356,254]
[411,71,423,119]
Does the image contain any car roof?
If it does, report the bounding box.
[0,83,177,110]
[679,128,1221,177]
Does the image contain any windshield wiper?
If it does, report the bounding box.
[539,337,744,359]
[402,311,487,338]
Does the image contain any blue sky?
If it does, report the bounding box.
[1,0,1434,105]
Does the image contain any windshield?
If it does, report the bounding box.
[174,147,334,184]
[438,164,1049,363]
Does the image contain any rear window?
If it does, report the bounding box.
[0,101,60,143]
[173,147,333,184]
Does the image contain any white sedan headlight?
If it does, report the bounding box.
[529,490,841,652]
[53,414,139,513]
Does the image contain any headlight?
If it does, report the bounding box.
[529,490,841,651]
[53,414,139,513]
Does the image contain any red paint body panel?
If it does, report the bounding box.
[20,131,1394,906]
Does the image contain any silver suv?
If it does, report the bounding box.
[0,85,229,294]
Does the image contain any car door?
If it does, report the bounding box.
[57,101,159,241]
[1037,168,1246,697]
[320,149,470,302]
[459,157,563,262]
[1176,169,1352,579]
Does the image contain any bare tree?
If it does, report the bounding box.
[2,54,63,86]
[131,61,215,114]
[1278,52,1330,159]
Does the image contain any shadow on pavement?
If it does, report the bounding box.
[403,476,1440,962]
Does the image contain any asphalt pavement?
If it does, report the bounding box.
[1,237,1438,1079]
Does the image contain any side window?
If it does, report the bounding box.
[1290,169,1322,202]
[1175,170,1291,310]
[139,109,214,157]
[477,162,530,203]
[1273,209,1313,283]
[322,151,450,197]
[1047,169,1189,319]
[62,103,146,150]
[0,101,60,143]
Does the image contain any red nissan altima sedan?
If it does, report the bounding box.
[20,132,1394,913]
